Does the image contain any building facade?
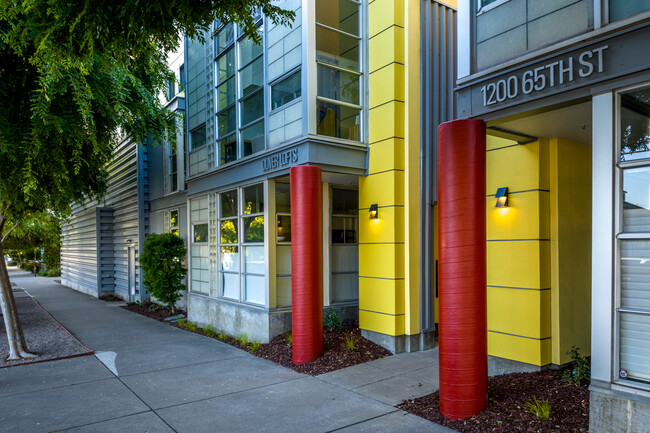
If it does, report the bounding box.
[456,0,650,430]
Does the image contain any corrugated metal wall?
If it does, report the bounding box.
[420,0,456,331]
[61,205,98,295]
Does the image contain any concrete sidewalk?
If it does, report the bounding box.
[1,268,453,433]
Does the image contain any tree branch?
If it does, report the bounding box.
[1,223,19,244]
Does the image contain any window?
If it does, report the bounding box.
[168,140,178,192]
[215,23,237,165]
[163,209,180,236]
[609,0,650,22]
[275,182,292,306]
[239,27,265,159]
[331,188,359,302]
[272,71,301,110]
[315,0,362,141]
[189,125,208,176]
[616,85,650,385]
[217,183,266,305]
[166,79,176,100]
[191,198,210,295]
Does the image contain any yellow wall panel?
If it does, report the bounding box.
[360,309,405,336]
[368,0,405,37]
[359,243,405,279]
[488,332,552,366]
[487,191,550,240]
[359,206,404,244]
[359,170,404,208]
[487,240,550,289]
[359,277,405,315]
[487,135,517,151]
[487,286,551,338]
[369,26,405,72]
[369,63,405,109]
[486,140,550,193]
[368,138,405,173]
[369,101,405,144]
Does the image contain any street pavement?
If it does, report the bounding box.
[1,267,454,433]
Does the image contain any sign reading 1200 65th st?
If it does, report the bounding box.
[457,23,650,118]
[480,46,607,107]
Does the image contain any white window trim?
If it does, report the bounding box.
[477,0,510,15]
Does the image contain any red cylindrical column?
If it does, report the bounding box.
[290,165,323,364]
[437,119,487,420]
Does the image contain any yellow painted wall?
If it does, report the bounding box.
[549,138,592,364]
[359,0,420,338]
[486,136,552,365]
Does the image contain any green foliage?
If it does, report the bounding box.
[139,233,187,313]
[185,321,198,332]
[176,318,186,327]
[217,333,228,341]
[250,340,261,353]
[324,307,344,332]
[236,334,249,346]
[562,346,591,386]
[203,324,216,337]
[524,396,551,420]
[285,332,292,346]
[344,334,356,351]
[19,260,41,273]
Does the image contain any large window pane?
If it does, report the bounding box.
[242,121,265,157]
[219,135,237,164]
[316,102,361,141]
[220,246,239,272]
[316,0,359,36]
[245,275,265,304]
[216,50,235,85]
[190,126,206,151]
[620,240,650,310]
[220,220,238,244]
[216,23,234,56]
[240,57,264,97]
[217,78,236,112]
[243,216,264,242]
[610,0,650,22]
[241,91,264,125]
[623,167,650,232]
[317,65,359,105]
[332,216,357,244]
[244,246,265,274]
[243,184,264,214]
[272,71,301,110]
[221,272,239,299]
[193,224,209,243]
[620,89,650,161]
[316,25,359,71]
[277,215,291,242]
[220,189,238,217]
[239,34,263,66]
[332,273,358,302]
[276,182,291,212]
[620,311,650,383]
[217,106,236,137]
[332,188,358,215]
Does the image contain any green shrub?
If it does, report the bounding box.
[203,324,216,337]
[344,334,356,351]
[217,333,228,341]
[45,267,61,277]
[525,396,551,420]
[250,340,261,353]
[176,318,187,327]
[324,307,344,332]
[285,332,292,345]
[236,334,249,346]
[562,346,590,386]
[139,233,187,313]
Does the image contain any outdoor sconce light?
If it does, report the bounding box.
[369,204,379,219]
[495,187,508,207]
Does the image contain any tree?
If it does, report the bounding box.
[0,0,293,360]
[140,233,187,314]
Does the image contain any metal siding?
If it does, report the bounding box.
[61,205,98,294]
[420,0,456,331]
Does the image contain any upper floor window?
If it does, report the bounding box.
[315,0,363,142]
[609,0,650,22]
[189,125,208,176]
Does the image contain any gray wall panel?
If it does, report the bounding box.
[61,205,98,295]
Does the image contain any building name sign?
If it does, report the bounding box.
[480,45,608,107]
[262,149,298,172]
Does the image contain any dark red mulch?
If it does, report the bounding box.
[98,294,123,302]
[398,369,589,433]
[121,301,392,375]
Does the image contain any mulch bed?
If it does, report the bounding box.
[398,369,589,433]
[0,296,93,368]
[120,300,392,375]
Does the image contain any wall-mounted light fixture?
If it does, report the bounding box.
[369,204,379,219]
[495,187,508,207]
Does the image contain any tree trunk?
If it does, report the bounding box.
[0,223,35,360]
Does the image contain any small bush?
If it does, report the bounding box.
[203,324,216,337]
[562,346,590,386]
[176,318,187,327]
[186,321,198,332]
[139,233,187,313]
[250,340,261,353]
[525,396,551,420]
[217,333,228,341]
[285,332,292,345]
[324,307,344,332]
[344,334,356,351]
[236,334,249,346]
